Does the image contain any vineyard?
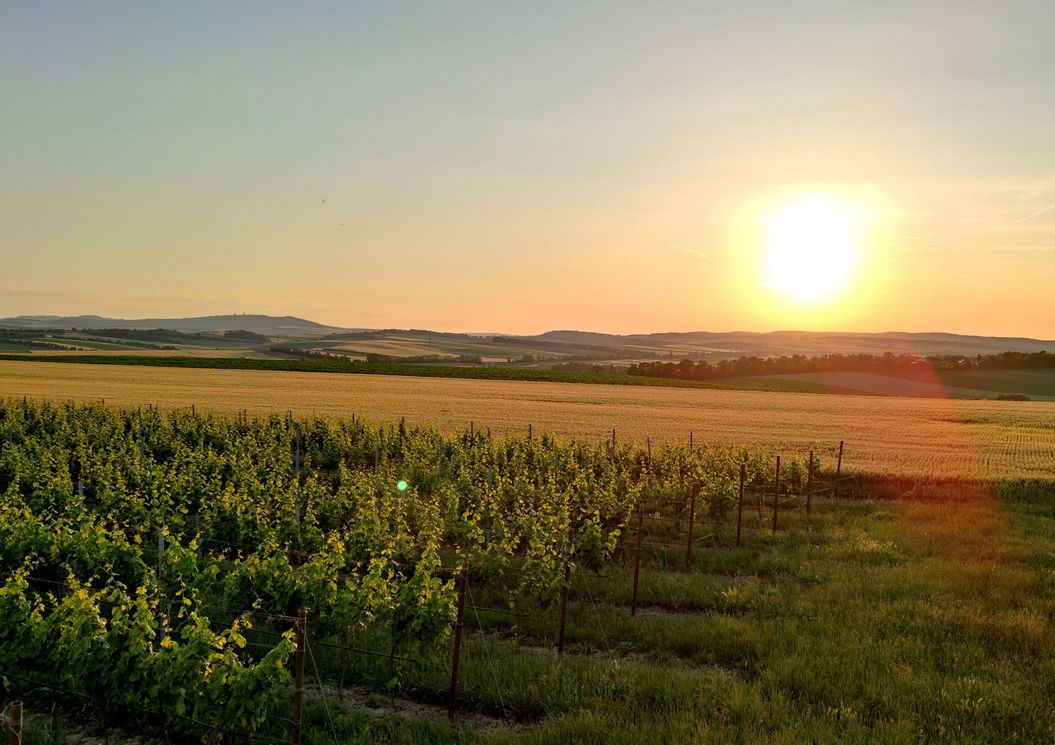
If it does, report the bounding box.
[0,397,847,742]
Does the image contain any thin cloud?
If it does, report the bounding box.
[1005,203,1055,226]
[670,245,709,259]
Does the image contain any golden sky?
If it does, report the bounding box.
[2,3,1053,337]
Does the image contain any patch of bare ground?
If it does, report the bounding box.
[302,682,527,735]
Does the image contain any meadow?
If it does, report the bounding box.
[718,369,1055,401]
[1,359,1054,480]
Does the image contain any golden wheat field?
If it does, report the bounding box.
[2,359,1053,480]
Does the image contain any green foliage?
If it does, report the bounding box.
[0,397,799,736]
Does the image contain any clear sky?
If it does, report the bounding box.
[2,2,1053,337]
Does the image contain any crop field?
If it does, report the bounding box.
[720,370,1055,401]
[19,348,282,359]
[2,399,1054,745]
[2,360,1054,480]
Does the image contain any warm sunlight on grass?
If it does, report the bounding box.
[761,193,871,304]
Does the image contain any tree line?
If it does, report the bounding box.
[626,351,1054,381]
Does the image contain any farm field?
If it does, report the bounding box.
[3,400,1054,745]
[2,360,1054,480]
[720,370,1055,401]
[19,347,283,359]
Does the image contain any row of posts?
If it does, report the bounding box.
[93,418,844,740]
[630,441,844,615]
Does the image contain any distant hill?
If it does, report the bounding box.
[2,314,1052,358]
[0,314,346,338]
[529,330,1054,358]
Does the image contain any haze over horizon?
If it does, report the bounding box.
[3,2,1054,337]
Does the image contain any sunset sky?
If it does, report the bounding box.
[2,2,1053,337]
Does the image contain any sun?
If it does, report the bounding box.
[761,193,866,303]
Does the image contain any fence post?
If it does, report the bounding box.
[528,423,532,440]
[689,431,693,452]
[806,450,814,517]
[736,463,746,547]
[756,478,763,521]
[291,610,306,745]
[772,456,781,534]
[469,421,474,440]
[631,504,644,615]
[685,484,697,571]
[834,440,844,498]
[8,701,22,745]
[448,562,469,720]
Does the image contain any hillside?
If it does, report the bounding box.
[0,314,344,337]
[531,330,1055,358]
[2,314,1052,361]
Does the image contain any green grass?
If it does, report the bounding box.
[14,479,1055,744]
[719,369,1055,401]
[27,486,1041,744]
[936,369,1055,399]
[278,486,1053,744]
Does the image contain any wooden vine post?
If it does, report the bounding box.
[8,701,23,745]
[631,503,644,615]
[735,463,746,547]
[448,562,470,720]
[291,609,307,745]
[294,431,302,527]
[557,533,573,655]
[684,484,697,571]
[806,450,814,517]
[833,440,844,498]
[771,456,781,534]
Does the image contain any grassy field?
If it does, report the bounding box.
[17,488,1055,744]
[2,359,1054,480]
[363,490,1054,744]
[721,370,1055,401]
[333,491,1055,745]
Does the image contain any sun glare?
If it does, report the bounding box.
[762,193,866,303]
